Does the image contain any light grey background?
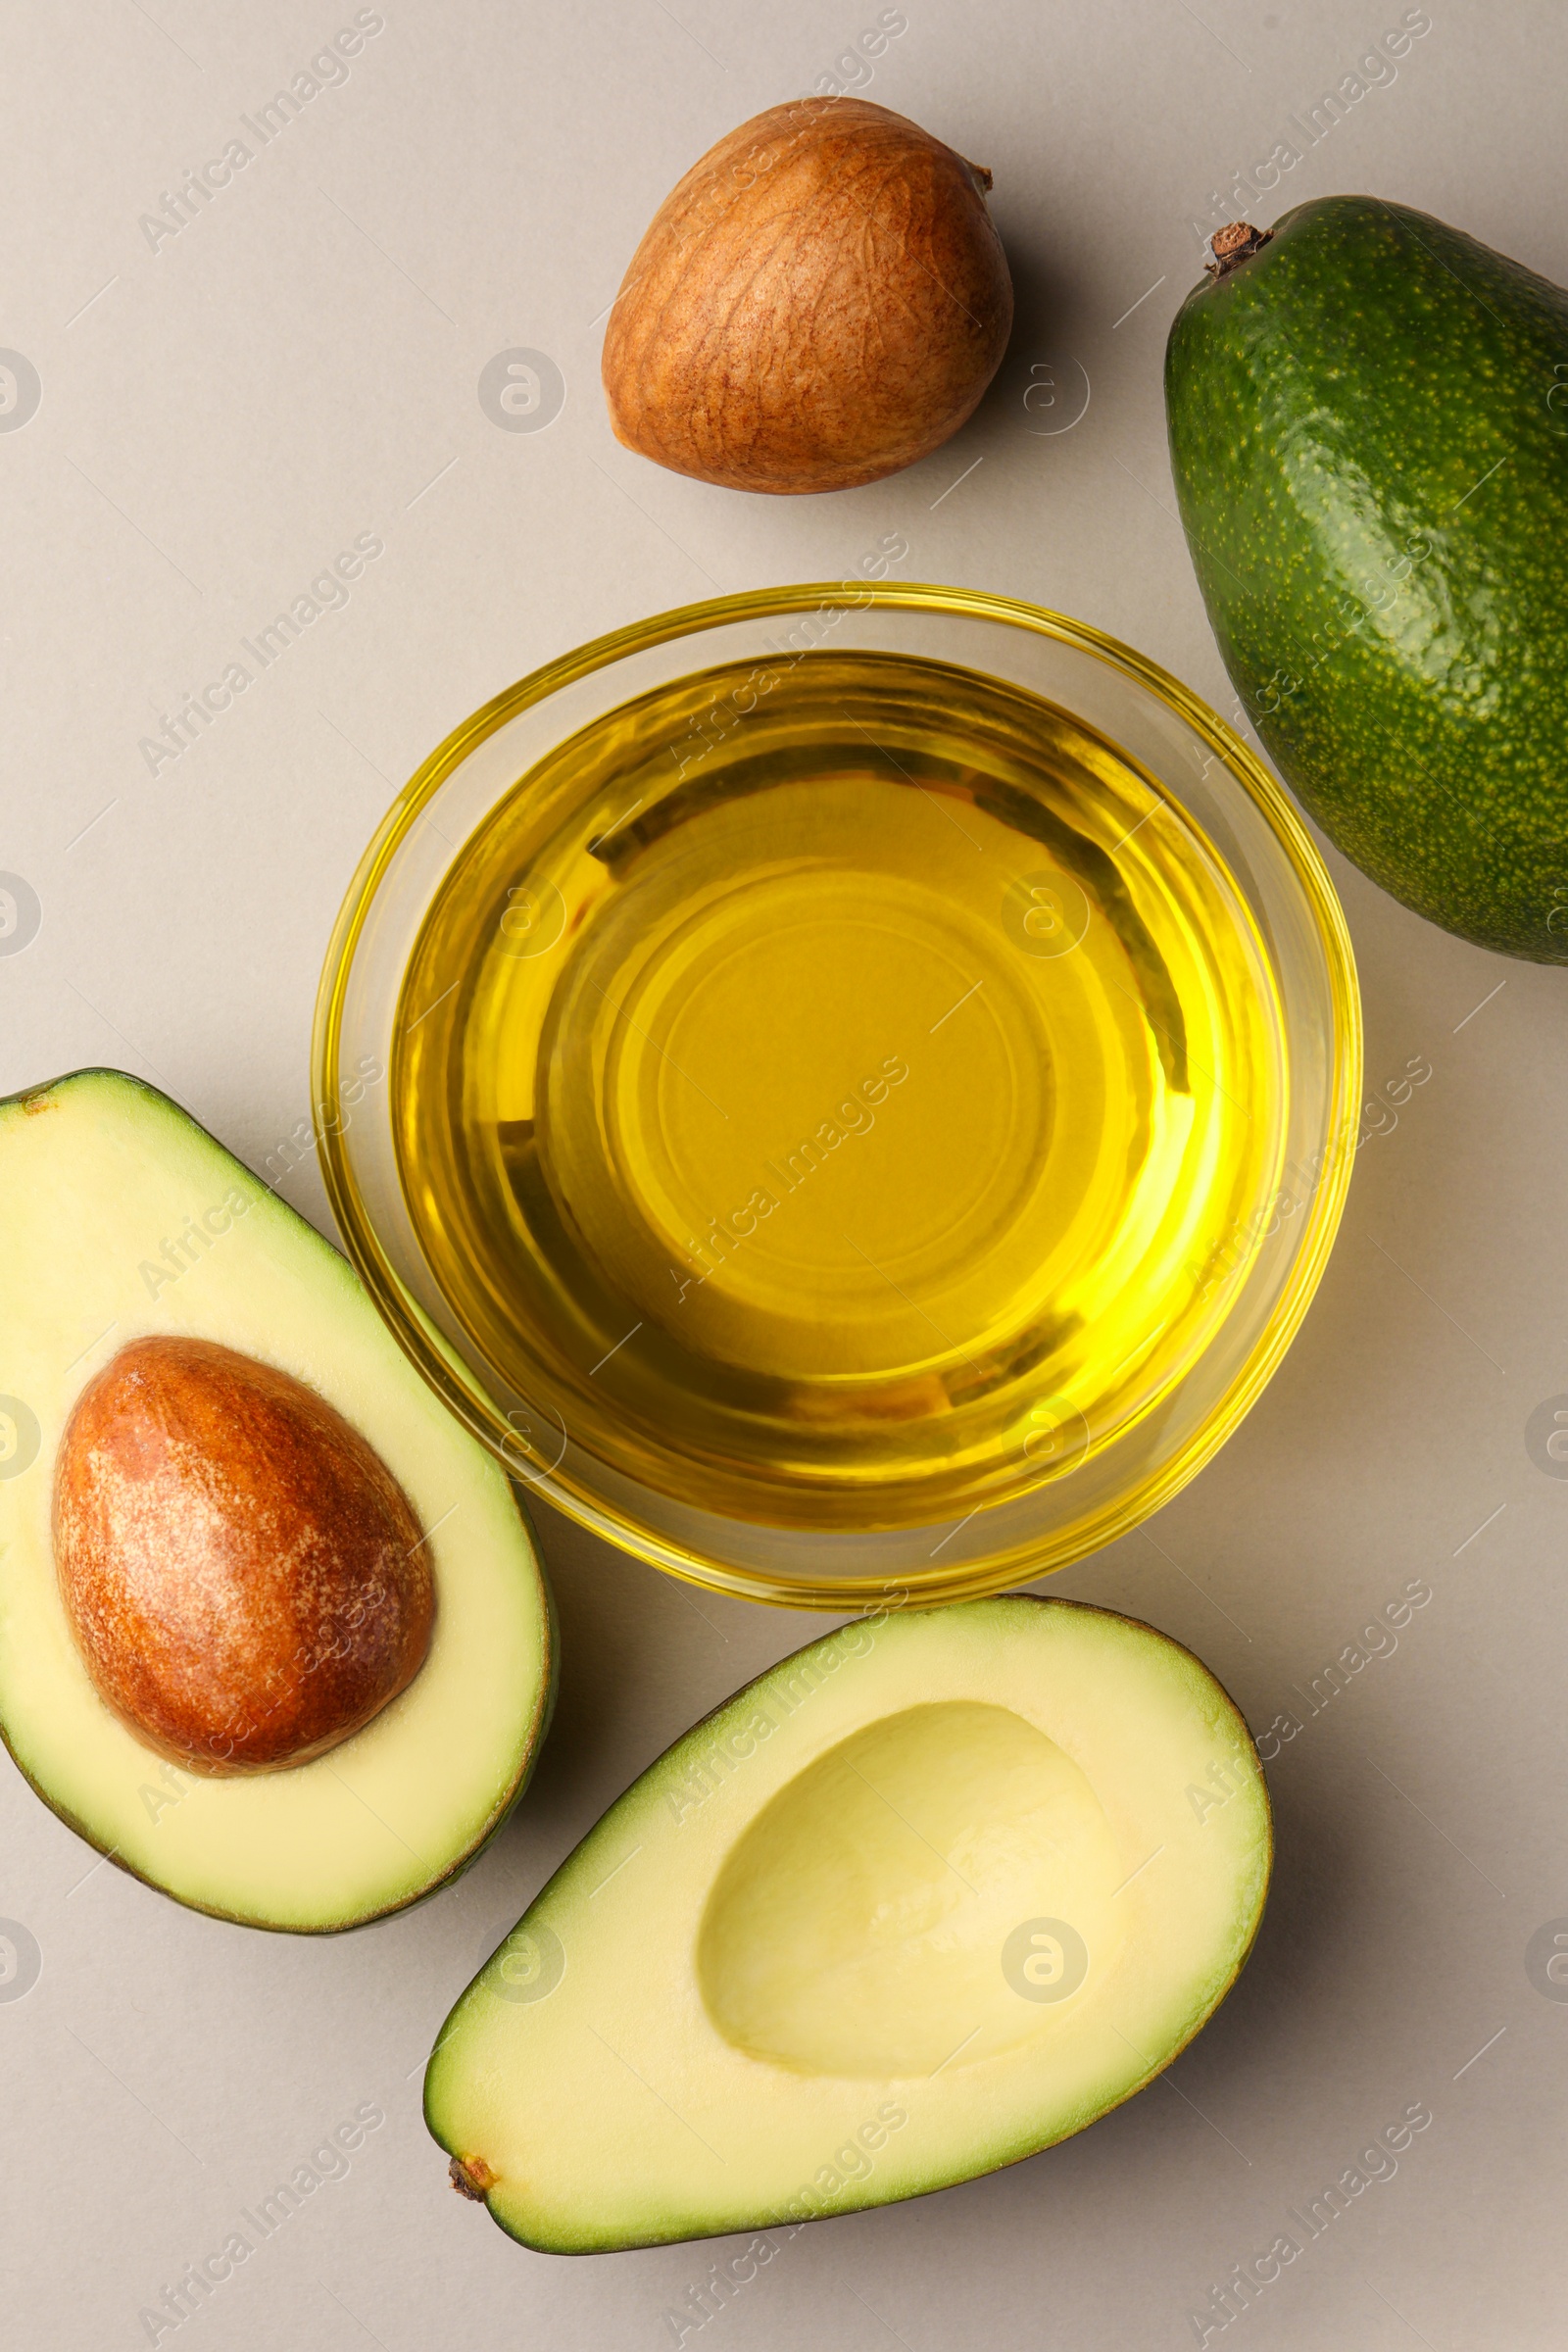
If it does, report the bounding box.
[2,3,1563,2346]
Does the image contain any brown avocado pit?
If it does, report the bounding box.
[53,1335,434,1775]
[600,97,1014,494]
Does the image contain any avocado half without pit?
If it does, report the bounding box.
[426,1596,1271,2252]
[0,1069,555,1932]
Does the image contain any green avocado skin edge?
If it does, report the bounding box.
[1165,193,1568,960]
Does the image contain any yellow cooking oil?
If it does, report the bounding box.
[392,648,1285,1530]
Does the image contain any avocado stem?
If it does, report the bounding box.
[450,2154,495,2200]
[1205,221,1273,278]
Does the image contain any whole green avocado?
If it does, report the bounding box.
[1165,193,1568,961]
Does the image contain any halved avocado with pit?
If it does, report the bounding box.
[426,1594,1269,2250]
[0,1068,555,1932]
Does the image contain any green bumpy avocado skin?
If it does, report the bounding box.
[1165,193,1568,961]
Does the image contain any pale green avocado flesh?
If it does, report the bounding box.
[426,1596,1270,2251]
[0,1069,555,1932]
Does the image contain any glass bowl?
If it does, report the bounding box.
[313,584,1360,1609]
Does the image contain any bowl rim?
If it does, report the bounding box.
[313,581,1362,1609]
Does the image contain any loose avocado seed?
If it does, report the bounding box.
[53,1336,434,1774]
[602,96,1013,494]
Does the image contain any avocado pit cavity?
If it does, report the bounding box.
[53,1335,433,1774]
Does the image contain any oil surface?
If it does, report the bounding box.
[393,650,1284,1529]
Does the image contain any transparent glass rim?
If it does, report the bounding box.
[313,582,1362,1610]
